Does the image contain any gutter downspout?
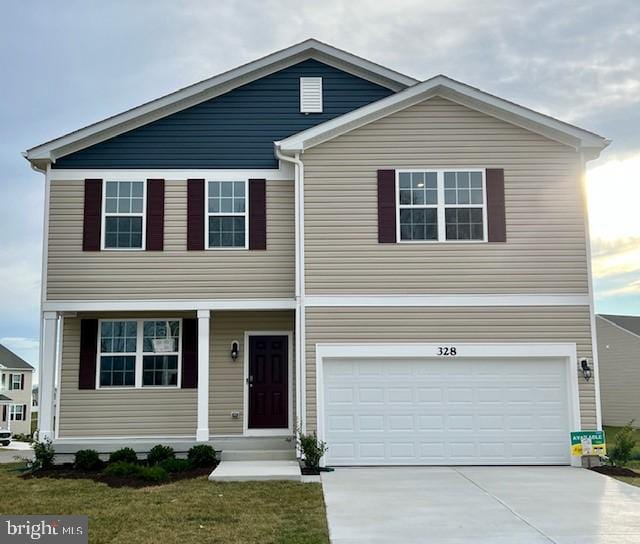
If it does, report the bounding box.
[274,144,307,437]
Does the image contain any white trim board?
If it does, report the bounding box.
[42,298,297,312]
[314,342,582,467]
[24,39,416,168]
[304,294,590,307]
[242,331,294,437]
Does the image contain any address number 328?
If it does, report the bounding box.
[437,347,457,356]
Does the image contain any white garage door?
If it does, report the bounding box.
[322,357,571,466]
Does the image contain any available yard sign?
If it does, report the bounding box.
[571,430,606,456]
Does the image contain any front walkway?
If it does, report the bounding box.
[322,466,640,544]
[0,441,34,464]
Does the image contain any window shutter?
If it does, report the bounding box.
[1,406,5,422]
[20,374,25,390]
[249,179,267,250]
[377,170,397,243]
[22,404,27,417]
[83,179,103,251]
[8,374,12,390]
[187,179,205,250]
[79,319,99,390]
[486,168,507,242]
[181,318,198,388]
[146,179,165,250]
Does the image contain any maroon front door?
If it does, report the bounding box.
[248,335,288,429]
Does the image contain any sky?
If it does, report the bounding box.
[0,0,639,376]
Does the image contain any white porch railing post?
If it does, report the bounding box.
[38,311,58,441]
[196,310,210,442]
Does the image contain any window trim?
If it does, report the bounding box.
[205,179,249,250]
[96,318,183,390]
[395,168,488,244]
[10,404,24,421]
[100,180,147,251]
[10,374,21,390]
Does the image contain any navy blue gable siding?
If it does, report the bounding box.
[53,60,395,169]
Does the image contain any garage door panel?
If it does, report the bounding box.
[323,356,571,466]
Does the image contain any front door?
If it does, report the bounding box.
[248,335,288,429]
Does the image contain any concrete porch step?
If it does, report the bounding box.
[221,448,296,461]
[209,460,301,482]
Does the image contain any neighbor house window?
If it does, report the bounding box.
[10,374,22,390]
[103,181,145,249]
[10,404,24,421]
[207,181,247,249]
[98,319,182,389]
[397,169,486,242]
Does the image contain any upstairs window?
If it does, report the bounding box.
[300,77,323,113]
[397,169,487,243]
[206,181,247,249]
[103,181,145,249]
[10,374,22,390]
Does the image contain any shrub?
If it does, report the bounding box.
[609,422,637,467]
[109,447,138,465]
[138,466,169,482]
[12,433,33,443]
[297,429,328,469]
[187,444,217,468]
[159,458,192,473]
[75,449,102,471]
[103,462,141,478]
[28,437,55,471]
[147,444,175,466]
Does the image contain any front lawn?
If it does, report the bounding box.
[0,464,329,544]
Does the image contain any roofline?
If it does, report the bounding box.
[0,365,35,371]
[24,39,418,167]
[596,314,640,341]
[278,74,610,158]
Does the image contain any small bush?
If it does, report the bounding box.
[109,447,138,465]
[147,444,175,466]
[609,422,637,467]
[103,462,141,478]
[75,449,102,471]
[29,437,55,471]
[12,433,33,443]
[297,428,328,469]
[159,458,192,473]
[138,466,169,482]
[187,444,217,468]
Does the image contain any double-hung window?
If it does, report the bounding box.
[98,319,181,388]
[10,404,24,421]
[206,180,247,249]
[10,374,22,390]
[103,181,145,249]
[397,169,487,242]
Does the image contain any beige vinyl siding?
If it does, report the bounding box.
[303,96,588,294]
[46,179,294,300]
[58,314,197,438]
[596,316,640,427]
[305,306,597,430]
[209,310,295,435]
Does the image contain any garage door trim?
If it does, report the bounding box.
[315,342,581,467]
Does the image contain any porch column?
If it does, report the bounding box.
[39,311,58,441]
[196,310,210,442]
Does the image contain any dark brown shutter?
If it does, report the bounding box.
[248,179,267,250]
[22,404,27,418]
[377,170,396,243]
[486,168,506,242]
[79,319,99,390]
[181,318,198,388]
[1,406,5,422]
[8,374,12,391]
[83,179,102,251]
[187,179,205,250]
[20,374,25,390]
[146,179,165,250]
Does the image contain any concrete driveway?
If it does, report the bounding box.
[0,441,33,464]
[321,467,640,544]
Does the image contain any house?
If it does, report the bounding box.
[24,39,609,466]
[596,314,640,427]
[0,344,35,436]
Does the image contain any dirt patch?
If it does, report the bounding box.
[591,465,640,478]
[22,463,215,488]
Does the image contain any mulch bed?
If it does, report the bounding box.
[591,465,640,478]
[22,464,214,488]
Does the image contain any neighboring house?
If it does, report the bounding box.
[32,386,39,413]
[0,344,35,435]
[597,314,640,427]
[24,39,609,467]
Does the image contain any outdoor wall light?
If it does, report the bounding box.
[230,341,240,362]
[580,358,592,382]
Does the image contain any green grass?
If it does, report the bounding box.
[31,411,37,434]
[603,425,640,487]
[0,464,329,544]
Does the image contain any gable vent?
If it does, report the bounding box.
[300,77,323,113]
